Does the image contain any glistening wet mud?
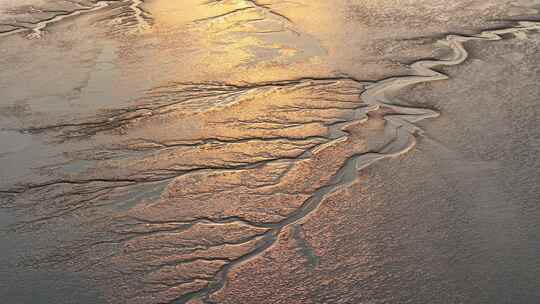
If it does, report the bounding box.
[1,1,540,304]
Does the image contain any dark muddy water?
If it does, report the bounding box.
[1,1,540,304]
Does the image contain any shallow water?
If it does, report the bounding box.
[1,1,540,303]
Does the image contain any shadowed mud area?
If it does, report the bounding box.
[1,1,540,304]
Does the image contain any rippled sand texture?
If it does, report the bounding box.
[1,1,540,304]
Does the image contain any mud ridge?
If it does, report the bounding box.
[19,77,366,140]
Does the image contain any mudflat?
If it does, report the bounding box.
[1,1,539,304]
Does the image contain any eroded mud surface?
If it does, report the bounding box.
[1,1,540,304]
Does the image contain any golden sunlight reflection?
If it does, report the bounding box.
[138,0,331,83]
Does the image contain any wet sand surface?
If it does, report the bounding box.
[1,1,539,303]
